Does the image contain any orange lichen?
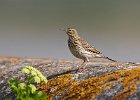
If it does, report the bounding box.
[39,68,140,100]
[39,74,77,99]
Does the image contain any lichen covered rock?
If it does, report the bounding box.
[0,56,140,100]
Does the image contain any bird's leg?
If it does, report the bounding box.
[76,58,89,72]
[80,60,86,68]
[76,60,86,72]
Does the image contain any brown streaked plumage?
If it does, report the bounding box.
[65,28,116,68]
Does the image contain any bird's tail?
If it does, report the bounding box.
[95,54,117,62]
[103,56,117,62]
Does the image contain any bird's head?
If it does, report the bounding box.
[65,28,79,38]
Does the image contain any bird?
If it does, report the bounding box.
[64,28,116,69]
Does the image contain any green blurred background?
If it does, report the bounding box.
[0,0,140,62]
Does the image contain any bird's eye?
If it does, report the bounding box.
[69,30,72,31]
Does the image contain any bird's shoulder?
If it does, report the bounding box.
[79,38,102,54]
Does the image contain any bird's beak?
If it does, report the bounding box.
[59,28,67,32]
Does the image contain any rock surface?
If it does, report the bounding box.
[0,56,140,100]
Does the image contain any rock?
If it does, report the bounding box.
[0,56,140,100]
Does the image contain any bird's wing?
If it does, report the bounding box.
[80,38,102,54]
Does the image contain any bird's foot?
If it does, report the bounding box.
[75,65,86,73]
